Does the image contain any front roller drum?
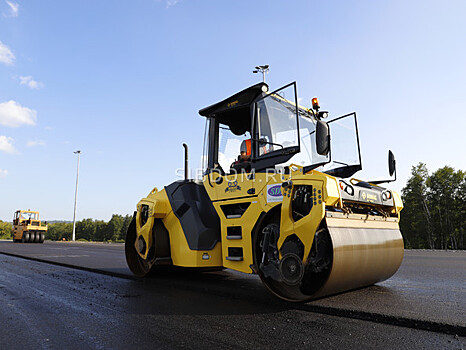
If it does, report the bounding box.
[255,219,404,302]
[312,223,404,299]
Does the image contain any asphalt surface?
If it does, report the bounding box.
[0,254,464,350]
[0,240,465,349]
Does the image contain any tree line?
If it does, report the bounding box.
[0,220,12,239]
[400,163,465,250]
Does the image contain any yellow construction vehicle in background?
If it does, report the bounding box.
[12,210,47,243]
[125,81,404,302]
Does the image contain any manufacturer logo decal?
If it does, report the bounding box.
[267,184,283,203]
[227,100,239,108]
[360,191,378,203]
[225,180,241,193]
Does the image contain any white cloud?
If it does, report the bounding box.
[0,168,8,178]
[0,100,37,127]
[166,0,180,8]
[0,41,15,65]
[156,0,181,8]
[27,140,46,147]
[19,76,45,89]
[0,135,18,154]
[4,1,19,17]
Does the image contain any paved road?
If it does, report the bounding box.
[0,254,464,350]
[0,241,464,337]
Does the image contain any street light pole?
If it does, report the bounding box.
[72,150,81,241]
[252,65,269,83]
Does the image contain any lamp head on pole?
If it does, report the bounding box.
[252,64,269,83]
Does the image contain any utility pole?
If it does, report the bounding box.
[72,150,81,241]
[253,65,269,83]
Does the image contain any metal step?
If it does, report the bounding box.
[226,226,242,240]
[226,247,243,261]
[226,235,242,240]
[226,256,243,261]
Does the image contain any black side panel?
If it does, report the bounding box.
[165,180,221,250]
[153,219,171,258]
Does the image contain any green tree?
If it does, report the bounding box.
[400,163,432,248]
[401,163,465,250]
[426,166,464,250]
[94,220,108,241]
[0,220,12,239]
[107,214,124,241]
[47,222,73,241]
[76,218,96,241]
[456,176,466,249]
[121,214,133,240]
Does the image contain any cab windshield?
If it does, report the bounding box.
[20,212,38,220]
[256,92,299,154]
[256,87,361,178]
[255,86,328,169]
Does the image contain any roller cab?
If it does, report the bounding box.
[125,81,404,301]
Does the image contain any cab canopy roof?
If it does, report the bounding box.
[198,82,268,135]
[16,210,39,214]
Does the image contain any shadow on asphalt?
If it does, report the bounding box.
[114,267,293,317]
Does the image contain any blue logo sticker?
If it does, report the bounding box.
[225,180,241,193]
[267,185,282,197]
[266,184,283,202]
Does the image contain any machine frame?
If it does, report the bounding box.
[125,81,404,302]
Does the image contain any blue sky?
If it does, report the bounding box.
[1,0,465,221]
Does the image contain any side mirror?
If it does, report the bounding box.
[367,151,397,185]
[316,120,330,156]
[388,150,396,177]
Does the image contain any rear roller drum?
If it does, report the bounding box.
[39,233,45,243]
[125,217,152,277]
[28,232,35,243]
[34,232,40,243]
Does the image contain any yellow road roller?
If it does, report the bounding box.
[13,209,47,243]
[125,81,404,301]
